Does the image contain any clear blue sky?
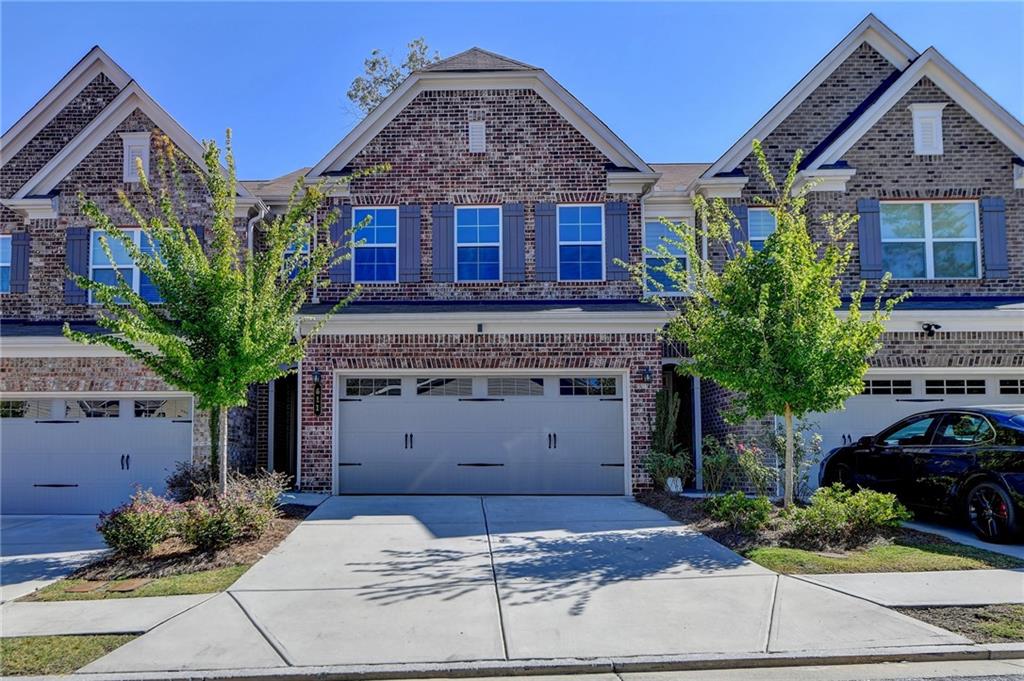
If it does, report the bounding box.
[3,2,1022,179]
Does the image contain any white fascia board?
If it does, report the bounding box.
[701,15,918,180]
[608,170,661,195]
[644,193,695,222]
[866,366,1024,375]
[693,175,748,198]
[837,306,1024,333]
[0,197,58,222]
[809,48,1024,169]
[300,309,673,336]
[1,47,131,163]
[13,82,254,200]
[308,70,653,178]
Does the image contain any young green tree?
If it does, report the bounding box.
[347,38,441,115]
[634,141,907,506]
[63,132,385,493]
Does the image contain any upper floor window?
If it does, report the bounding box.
[748,208,776,251]
[0,234,10,293]
[456,206,501,282]
[644,221,685,294]
[120,132,151,183]
[558,205,603,281]
[880,201,979,279]
[90,228,161,302]
[909,103,945,155]
[352,207,398,283]
[282,240,309,280]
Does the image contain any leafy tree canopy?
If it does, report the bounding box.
[347,38,440,115]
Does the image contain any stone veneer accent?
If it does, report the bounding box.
[297,332,662,494]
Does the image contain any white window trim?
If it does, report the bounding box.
[880,200,981,280]
[747,207,777,251]
[351,206,399,284]
[642,220,687,297]
[88,227,154,303]
[908,103,946,155]
[556,203,605,283]
[119,132,151,183]
[0,234,11,294]
[454,205,502,283]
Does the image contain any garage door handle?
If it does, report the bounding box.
[120,454,125,470]
[126,454,130,470]
[410,433,414,449]
[457,463,504,467]
[553,433,557,449]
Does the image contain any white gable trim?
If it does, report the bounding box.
[0,47,131,164]
[308,70,653,178]
[807,48,1024,170]
[701,15,917,180]
[13,81,253,200]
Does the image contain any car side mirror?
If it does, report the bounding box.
[856,435,874,447]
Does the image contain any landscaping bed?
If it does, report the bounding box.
[21,503,313,602]
[0,635,137,676]
[638,490,1023,574]
[897,605,1024,643]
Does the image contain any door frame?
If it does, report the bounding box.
[330,368,633,496]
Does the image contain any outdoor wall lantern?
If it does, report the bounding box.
[640,367,653,383]
[920,322,942,337]
[312,368,323,416]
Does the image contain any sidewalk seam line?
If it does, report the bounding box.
[763,573,780,653]
[480,496,510,661]
[229,590,294,667]
[788,573,890,607]
[139,592,218,633]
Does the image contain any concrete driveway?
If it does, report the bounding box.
[83,496,968,674]
[0,515,106,603]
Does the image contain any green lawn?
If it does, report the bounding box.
[24,565,248,602]
[0,635,137,676]
[746,542,1024,574]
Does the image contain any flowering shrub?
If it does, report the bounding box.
[735,441,777,497]
[97,489,176,555]
[176,499,238,551]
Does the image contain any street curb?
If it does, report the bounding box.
[43,642,1024,681]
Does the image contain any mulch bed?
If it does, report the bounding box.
[71,503,315,581]
[896,605,1024,643]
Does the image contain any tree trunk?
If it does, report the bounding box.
[218,406,229,495]
[783,403,795,507]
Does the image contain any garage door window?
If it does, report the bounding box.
[0,399,51,419]
[1000,379,1022,395]
[134,399,191,419]
[560,377,616,396]
[863,379,912,395]
[65,399,120,418]
[925,379,986,395]
[345,378,401,397]
[487,377,544,397]
[416,378,472,397]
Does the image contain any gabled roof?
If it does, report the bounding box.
[12,79,253,199]
[423,47,537,73]
[240,167,310,202]
[805,47,1024,170]
[700,14,918,179]
[0,46,131,163]
[650,163,711,193]
[309,49,654,178]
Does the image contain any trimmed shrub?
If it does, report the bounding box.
[786,484,912,549]
[165,461,216,502]
[176,499,239,551]
[703,492,773,534]
[701,436,736,493]
[644,450,691,490]
[97,489,176,555]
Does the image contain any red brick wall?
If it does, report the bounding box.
[297,332,662,494]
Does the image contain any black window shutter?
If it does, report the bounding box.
[502,203,525,282]
[981,197,1009,279]
[64,227,90,304]
[10,232,30,293]
[857,198,883,279]
[432,203,455,282]
[191,224,205,249]
[534,203,557,281]
[329,204,352,283]
[728,204,748,256]
[605,201,630,280]
[399,204,421,282]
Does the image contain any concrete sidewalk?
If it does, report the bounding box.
[78,496,971,676]
[799,569,1024,607]
[0,594,212,637]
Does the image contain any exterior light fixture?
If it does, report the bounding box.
[921,322,942,337]
[640,367,653,383]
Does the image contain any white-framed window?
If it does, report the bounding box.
[925,378,986,395]
[1000,379,1023,395]
[880,201,980,279]
[120,132,151,182]
[0,234,10,293]
[352,207,398,283]
[559,377,616,396]
[0,399,51,419]
[416,377,473,396]
[643,221,685,294]
[282,240,310,280]
[90,228,161,302]
[345,378,401,397]
[748,208,777,251]
[909,103,945,155]
[487,377,544,397]
[66,399,120,418]
[456,206,501,282]
[862,379,913,395]
[557,204,604,281]
[134,398,191,419]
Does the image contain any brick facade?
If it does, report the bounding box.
[297,333,662,494]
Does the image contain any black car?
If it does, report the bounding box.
[819,407,1024,543]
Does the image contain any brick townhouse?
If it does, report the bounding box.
[1,14,1021,512]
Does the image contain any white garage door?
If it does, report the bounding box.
[1,396,193,514]
[335,375,626,494]
[809,373,1024,467]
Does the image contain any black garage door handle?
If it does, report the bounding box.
[457,463,505,467]
[33,483,79,488]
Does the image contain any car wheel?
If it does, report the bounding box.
[825,462,855,489]
[966,482,1019,543]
